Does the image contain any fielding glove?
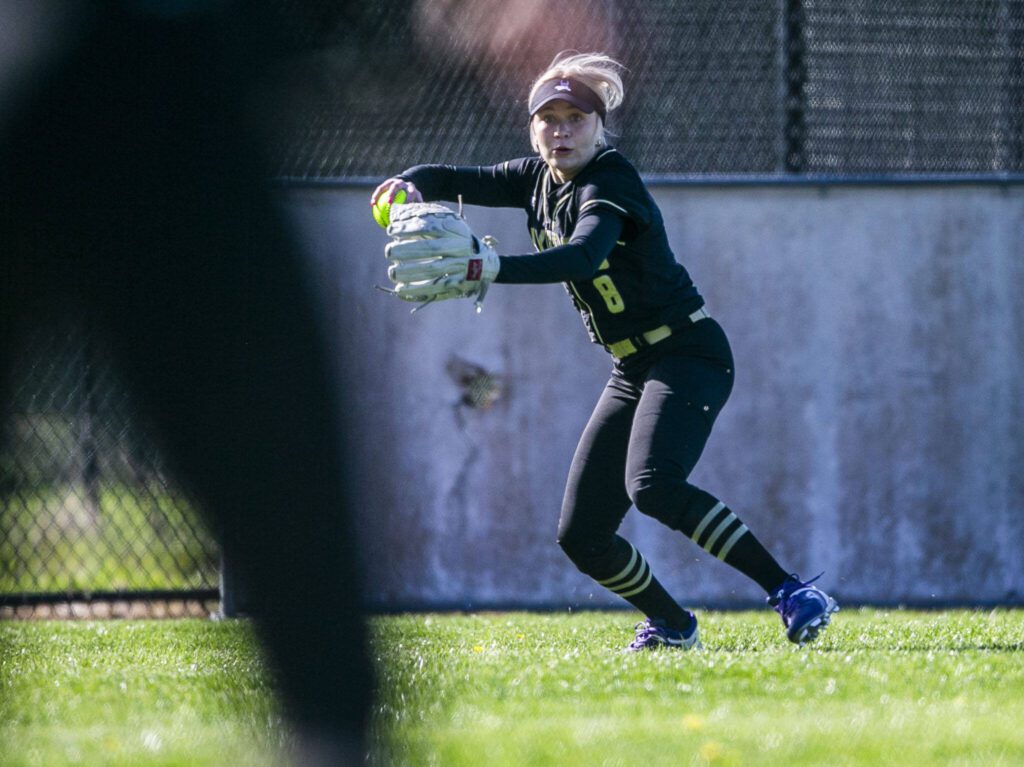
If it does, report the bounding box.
[382,202,500,311]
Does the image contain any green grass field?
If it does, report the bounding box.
[1,609,1022,766]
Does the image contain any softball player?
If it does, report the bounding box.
[373,52,837,649]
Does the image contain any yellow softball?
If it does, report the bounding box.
[373,189,407,229]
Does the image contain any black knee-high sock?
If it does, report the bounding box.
[686,497,788,593]
[593,536,694,632]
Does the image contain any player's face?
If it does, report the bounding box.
[531,101,602,183]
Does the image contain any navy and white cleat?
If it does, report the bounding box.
[768,573,839,646]
[626,616,702,652]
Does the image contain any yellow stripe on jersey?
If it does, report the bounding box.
[567,282,606,345]
[580,198,629,216]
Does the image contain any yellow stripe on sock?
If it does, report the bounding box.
[608,558,649,594]
[702,513,738,553]
[597,545,638,586]
[716,526,749,561]
[617,567,654,598]
[691,501,726,542]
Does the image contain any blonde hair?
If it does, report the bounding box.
[528,52,626,118]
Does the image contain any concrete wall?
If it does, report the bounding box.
[284,182,1024,608]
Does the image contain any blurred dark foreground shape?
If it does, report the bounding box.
[0,2,372,763]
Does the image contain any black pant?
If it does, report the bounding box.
[558,319,735,567]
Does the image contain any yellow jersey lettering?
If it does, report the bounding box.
[529,227,568,251]
[593,274,625,314]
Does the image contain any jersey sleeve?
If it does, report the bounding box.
[398,157,539,209]
[495,208,624,284]
[576,164,654,238]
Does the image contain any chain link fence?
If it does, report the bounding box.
[3,0,1022,618]
[272,0,1024,180]
[1,321,220,619]
[800,0,1024,174]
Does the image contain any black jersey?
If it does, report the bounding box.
[400,149,704,354]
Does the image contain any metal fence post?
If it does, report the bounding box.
[219,551,253,618]
[782,0,807,174]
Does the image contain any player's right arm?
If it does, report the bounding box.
[495,208,624,284]
[371,160,535,210]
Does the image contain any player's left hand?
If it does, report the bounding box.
[382,202,500,310]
